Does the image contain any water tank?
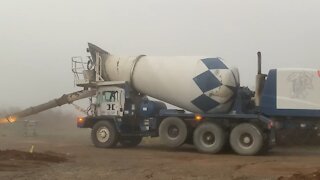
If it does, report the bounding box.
[89,44,240,113]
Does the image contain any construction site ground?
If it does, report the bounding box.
[0,112,320,180]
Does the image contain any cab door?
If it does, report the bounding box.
[96,87,125,116]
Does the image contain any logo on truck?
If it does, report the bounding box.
[287,72,314,99]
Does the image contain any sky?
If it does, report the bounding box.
[0,0,319,111]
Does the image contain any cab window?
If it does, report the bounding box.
[101,91,118,103]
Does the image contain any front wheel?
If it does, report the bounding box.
[119,136,143,147]
[230,123,264,155]
[91,121,119,148]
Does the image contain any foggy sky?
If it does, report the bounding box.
[0,0,319,110]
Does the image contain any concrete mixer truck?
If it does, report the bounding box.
[72,43,320,155]
[2,43,320,155]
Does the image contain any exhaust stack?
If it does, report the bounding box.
[254,52,266,107]
[257,52,262,74]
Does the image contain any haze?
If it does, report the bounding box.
[0,0,319,110]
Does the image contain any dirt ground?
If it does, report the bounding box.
[1,133,320,180]
[0,110,320,180]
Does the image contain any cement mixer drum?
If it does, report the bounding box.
[89,44,240,113]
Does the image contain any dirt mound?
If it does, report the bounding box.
[0,150,67,163]
[278,170,320,180]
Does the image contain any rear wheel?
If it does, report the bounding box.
[91,121,119,148]
[230,123,264,155]
[159,117,188,148]
[119,136,142,147]
[193,122,226,154]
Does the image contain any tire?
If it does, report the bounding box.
[230,123,264,156]
[159,117,188,148]
[91,120,119,148]
[193,122,226,154]
[119,136,142,147]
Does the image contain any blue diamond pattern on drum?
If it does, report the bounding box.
[202,58,228,69]
[193,70,222,93]
[191,94,220,112]
[191,57,233,112]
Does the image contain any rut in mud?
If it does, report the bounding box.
[278,170,320,180]
[0,150,67,163]
[0,149,67,172]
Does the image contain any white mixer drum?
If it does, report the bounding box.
[102,54,239,113]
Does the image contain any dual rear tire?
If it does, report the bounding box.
[159,117,188,148]
[159,117,267,155]
[193,122,226,154]
[229,123,265,155]
[193,122,266,155]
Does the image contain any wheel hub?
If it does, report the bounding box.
[240,133,253,147]
[243,136,251,144]
[202,132,215,146]
[97,127,110,143]
[168,125,179,138]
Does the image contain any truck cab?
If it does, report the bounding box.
[77,81,167,148]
